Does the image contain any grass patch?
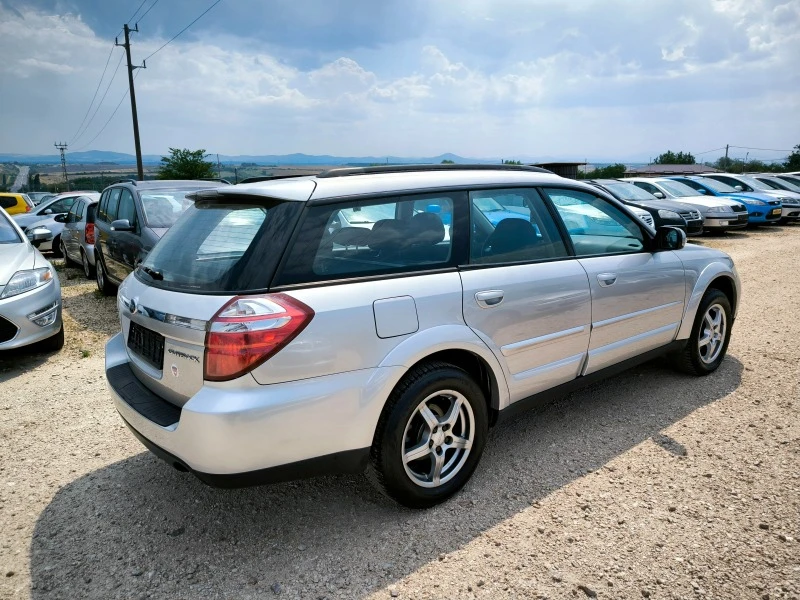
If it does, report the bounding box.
[80,349,91,359]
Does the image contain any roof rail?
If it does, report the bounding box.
[198,178,232,185]
[111,179,137,185]
[316,164,555,178]
[238,174,317,184]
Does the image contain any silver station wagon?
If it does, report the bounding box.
[105,165,740,508]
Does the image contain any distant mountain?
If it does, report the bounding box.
[0,149,655,166]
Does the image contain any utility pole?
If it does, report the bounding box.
[54,142,69,191]
[116,24,145,181]
[217,154,222,179]
[724,144,729,168]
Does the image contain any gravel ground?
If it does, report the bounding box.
[1,226,798,600]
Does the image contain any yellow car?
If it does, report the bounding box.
[0,193,34,215]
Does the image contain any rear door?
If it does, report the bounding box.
[100,188,124,281]
[542,187,686,375]
[459,188,591,402]
[62,200,81,258]
[113,189,144,281]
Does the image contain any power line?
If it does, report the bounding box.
[71,52,126,146]
[693,147,727,155]
[127,0,149,25]
[728,145,793,153]
[68,44,118,145]
[142,0,223,63]
[73,72,140,152]
[136,0,161,25]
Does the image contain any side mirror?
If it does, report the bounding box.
[43,209,53,215]
[734,185,743,191]
[697,188,707,194]
[653,191,665,199]
[54,213,67,223]
[110,218,134,232]
[655,226,686,251]
[31,228,51,243]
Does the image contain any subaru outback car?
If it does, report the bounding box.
[105,165,740,508]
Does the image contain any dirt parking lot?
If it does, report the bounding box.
[1,226,798,600]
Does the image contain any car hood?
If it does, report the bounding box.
[670,195,744,209]
[727,191,789,203]
[11,213,50,229]
[623,199,698,212]
[0,242,36,285]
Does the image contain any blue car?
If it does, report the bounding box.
[669,176,782,225]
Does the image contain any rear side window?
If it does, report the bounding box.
[117,190,138,226]
[106,189,122,221]
[137,198,303,293]
[86,204,97,223]
[277,192,462,285]
[0,196,15,210]
[97,191,109,221]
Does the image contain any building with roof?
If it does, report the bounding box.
[530,162,586,179]
[623,164,720,177]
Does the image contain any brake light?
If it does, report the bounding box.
[85,223,95,245]
[204,293,314,381]
[25,204,30,212]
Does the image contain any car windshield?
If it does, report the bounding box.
[603,182,656,200]
[140,189,197,228]
[735,175,773,191]
[696,177,736,193]
[0,213,22,244]
[767,177,800,192]
[658,180,702,198]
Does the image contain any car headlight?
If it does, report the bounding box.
[657,209,681,220]
[777,197,790,202]
[706,206,732,214]
[0,267,54,299]
[747,199,766,206]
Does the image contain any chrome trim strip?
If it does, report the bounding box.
[512,353,585,381]
[500,325,586,357]
[592,301,682,329]
[120,296,207,331]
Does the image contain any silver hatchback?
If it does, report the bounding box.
[105,165,740,508]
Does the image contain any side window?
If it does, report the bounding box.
[716,176,748,191]
[0,197,14,210]
[66,203,80,223]
[469,188,568,264]
[633,181,659,195]
[542,188,645,256]
[680,179,702,192]
[278,192,462,285]
[117,190,137,226]
[98,191,109,222]
[106,189,122,222]
[77,201,86,220]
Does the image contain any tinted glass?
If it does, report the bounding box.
[67,202,79,223]
[469,188,567,264]
[138,198,303,293]
[140,189,195,228]
[86,204,97,223]
[278,192,462,285]
[693,177,735,193]
[0,213,21,243]
[98,191,109,221]
[0,197,15,209]
[106,189,122,221]
[543,188,644,256]
[657,180,701,198]
[735,175,771,191]
[767,177,800,192]
[117,190,137,225]
[77,200,85,219]
[47,196,77,214]
[602,181,656,201]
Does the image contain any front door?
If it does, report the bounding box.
[542,187,686,375]
[460,188,592,402]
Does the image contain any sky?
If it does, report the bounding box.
[0,0,798,162]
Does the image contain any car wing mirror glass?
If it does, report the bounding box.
[110,219,134,232]
[655,226,686,251]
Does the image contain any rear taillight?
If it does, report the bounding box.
[25,205,30,212]
[85,223,95,245]
[204,293,314,381]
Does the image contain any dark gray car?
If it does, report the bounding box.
[94,180,229,295]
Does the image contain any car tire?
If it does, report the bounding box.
[673,288,732,376]
[81,249,95,279]
[51,235,63,258]
[36,325,64,353]
[61,240,78,267]
[95,255,116,296]
[368,361,488,509]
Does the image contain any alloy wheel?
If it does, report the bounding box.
[698,303,726,364]
[402,390,475,488]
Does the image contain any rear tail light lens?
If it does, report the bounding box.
[25,204,31,212]
[85,223,95,245]
[204,293,314,381]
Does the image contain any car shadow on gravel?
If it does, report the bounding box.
[0,350,54,383]
[29,355,743,599]
[60,288,119,338]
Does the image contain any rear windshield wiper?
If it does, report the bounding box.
[140,266,164,280]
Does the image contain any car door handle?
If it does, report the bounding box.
[597,273,617,287]
[475,290,505,308]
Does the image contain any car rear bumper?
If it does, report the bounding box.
[0,279,62,349]
[105,332,398,483]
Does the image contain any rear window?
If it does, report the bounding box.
[86,204,97,223]
[140,189,196,228]
[137,198,303,293]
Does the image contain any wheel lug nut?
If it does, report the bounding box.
[436,447,443,455]
[445,436,453,444]
[428,440,433,448]
[432,426,438,433]
[443,424,450,431]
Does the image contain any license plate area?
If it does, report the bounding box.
[772,208,781,215]
[128,321,165,370]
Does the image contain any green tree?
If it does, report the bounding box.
[440,159,455,164]
[158,148,215,180]
[502,159,522,165]
[785,144,800,171]
[577,163,626,179]
[654,150,696,165]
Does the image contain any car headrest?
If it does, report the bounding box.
[409,212,445,246]
[329,226,371,247]
[369,219,407,251]
[486,218,539,255]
